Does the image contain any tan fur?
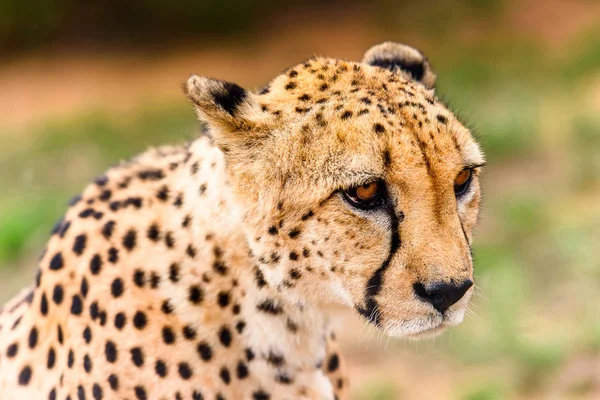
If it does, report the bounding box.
[0,42,484,399]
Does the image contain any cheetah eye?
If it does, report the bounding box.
[454,169,473,198]
[342,181,386,210]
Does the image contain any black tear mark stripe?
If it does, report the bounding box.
[356,203,401,327]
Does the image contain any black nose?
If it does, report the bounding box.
[413,280,473,313]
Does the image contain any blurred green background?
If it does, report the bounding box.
[1,0,599,398]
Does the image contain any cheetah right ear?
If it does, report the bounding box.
[362,42,436,89]
[183,75,270,151]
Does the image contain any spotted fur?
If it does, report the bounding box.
[0,42,484,399]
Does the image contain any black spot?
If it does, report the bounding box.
[236,361,249,379]
[289,269,301,279]
[164,232,175,248]
[83,354,92,373]
[122,229,137,251]
[267,351,285,366]
[284,81,297,90]
[213,260,227,275]
[79,208,95,218]
[133,269,145,287]
[78,277,89,299]
[257,299,283,315]
[25,327,38,349]
[134,386,147,400]
[235,321,246,333]
[197,342,213,361]
[47,347,56,369]
[183,325,197,340]
[268,226,278,235]
[104,340,118,363]
[169,263,180,282]
[92,383,103,400]
[57,325,64,344]
[95,175,108,186]
[111,278,124,298]
[89,254,102,275]
[131,347,144,367]
[108,374,119,390]
[219,367,231,384]
[288,228,300,238]
[114,312,126,330]
[89,301,100,320]
[436,114,448,124]
[340,110,353,120]
[155,360,168,377]
[51,285,63,305]
[193,391,204,400]
[137,169,164,181]
[71,295,83,315]
[162,326,176,345]
[217,291,230,308]
[147,224,160,241]
[68,349,74,367]
[276,373,293,384]
[373,123,386,134]
[7,343,18,357]
[246,348,255,361]
[107,247,118,263]
[49,253,64,270]
[188,285,203,304]
[218,326,232,347]
[289,251,298,261]
[156,185,169,201]
[58,220,71,237]
[18,366,32,385]
[72,234,87,255]
[327,353,340,372]
[149,272,160,288]
[213,81,248,116]
[133,311,147,329]
[40,292,49,315]
[253,390,270,400]
[161,300,174,314]
[254,268,267,288]
[186,244,197,258]
[83,326,92,343]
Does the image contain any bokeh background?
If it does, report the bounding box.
[1,0,599,398]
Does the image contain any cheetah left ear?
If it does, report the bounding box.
[362,42,436,89]
[184,75,269,152]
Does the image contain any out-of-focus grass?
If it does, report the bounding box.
[0,105,198,265]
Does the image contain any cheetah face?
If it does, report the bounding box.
[185,42,485,339]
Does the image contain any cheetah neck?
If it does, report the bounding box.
[176,137,333,387]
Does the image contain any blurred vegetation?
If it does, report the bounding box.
[1,0,599,398]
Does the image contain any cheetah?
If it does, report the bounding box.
[0,42,484,400]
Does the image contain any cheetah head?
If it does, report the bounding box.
[184,42,485,339]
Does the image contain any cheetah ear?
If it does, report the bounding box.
[362,42,436,89]
[184,75,268,151]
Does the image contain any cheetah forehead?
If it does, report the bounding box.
[255,57,484,182]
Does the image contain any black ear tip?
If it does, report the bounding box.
[184,75,249,117]
[212,81,248,116]
[362,42,436,88]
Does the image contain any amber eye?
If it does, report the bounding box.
[342,181,386,210]
[454,169,473,197]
